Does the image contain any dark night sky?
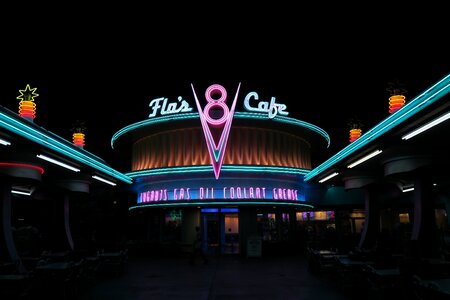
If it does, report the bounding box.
[2,20,449,172]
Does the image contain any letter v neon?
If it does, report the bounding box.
[191,83,241,179]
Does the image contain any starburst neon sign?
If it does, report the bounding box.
[191,83,241,180]
[17,84,39,120]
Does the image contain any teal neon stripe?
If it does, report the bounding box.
[304,73,450,182]
[0,111,132,184]
[111,112,330,149]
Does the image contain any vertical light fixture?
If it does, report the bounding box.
[17,84,39,121]
[349,128,362,143]
[71,120,86,148]
[387,79,407,114]
[348,117,363,143]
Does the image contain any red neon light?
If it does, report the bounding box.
[0,162,44,174]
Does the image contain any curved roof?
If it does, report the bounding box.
[111,112,330,151]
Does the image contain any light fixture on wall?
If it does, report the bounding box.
[36,154,80,172]
[318,172,339,183]
[402,186,414,193]
[0,138,11,146]
[92,175,117,186]
[347,149,383,168]
[402,111,450,140]
[11,189,32,196]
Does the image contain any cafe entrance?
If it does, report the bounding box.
[201,208,239,255]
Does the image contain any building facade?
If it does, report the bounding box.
[112,82,330,256]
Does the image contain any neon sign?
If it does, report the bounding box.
[243,92,288,118]
[17,84,39,120]
[192,83,240,180]
[148,96,192,118]
[146,83,291,180]
[138,186,301,202]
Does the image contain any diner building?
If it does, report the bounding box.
[3,74,450,298]
[112,82,339,256]
[2,73,450,263]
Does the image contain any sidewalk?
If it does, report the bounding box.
[77,253,350,300]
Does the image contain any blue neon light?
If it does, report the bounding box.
[305,73,450,182]
[0,108,132,184]
[201,208,239,213]
[201,208,218,213]
[221,207,239,213]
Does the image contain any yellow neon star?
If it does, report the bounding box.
[17,84,39,102]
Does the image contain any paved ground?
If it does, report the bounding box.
[76,253,352,300]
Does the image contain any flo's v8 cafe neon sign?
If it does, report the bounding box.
[148,83,289,180]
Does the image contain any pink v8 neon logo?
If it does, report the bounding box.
[191,83,241,180]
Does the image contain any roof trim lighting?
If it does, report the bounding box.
[36,154,80,172]
[347,150,383,169]
[305,73,450,182]
[92,175,117,186]
[318,172,339,183]
[112,112,330,149]
[402,111,450,140]
[0,111,132,184]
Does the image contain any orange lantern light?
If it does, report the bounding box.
[387,80,407,114]
[17,84,39,121]
[73,132,85,148]
[71,120,86,148]
[389,94,406,114]
[349,128,362,143]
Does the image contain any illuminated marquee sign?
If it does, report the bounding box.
[138,185,302,203]
[243,91,288,119]
[148,96,192,118]
[192,83,240,180]
[148,83,290,180]
[147,86,289,119]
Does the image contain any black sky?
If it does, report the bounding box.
[2,20,450,172]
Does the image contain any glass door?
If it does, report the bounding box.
[223,213,239,254]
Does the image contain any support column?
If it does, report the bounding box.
[358,187,380,250]
[411,177,440,258]
[181,207,200,253]
[445,198,450,228]
[239,207,258,257]
[0,181,26,273]
[64,193,74,251]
